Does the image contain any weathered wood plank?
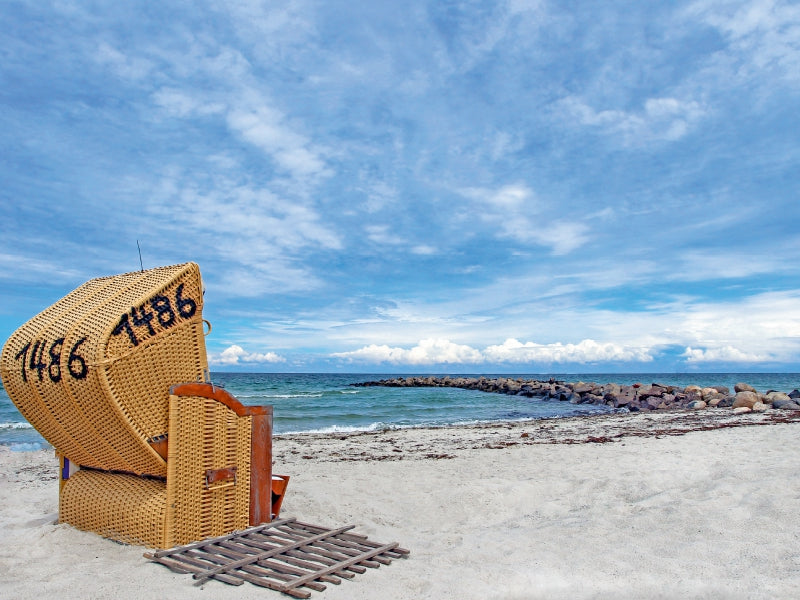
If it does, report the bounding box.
[146,519,409,597]
[193,524,357,582]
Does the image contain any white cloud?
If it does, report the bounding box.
[332,337,652,366]
[152,88,225,118]
[209,344,285,366]
[459,184,591,255]
[688,0,800,84]
[0,252,85,283]
[411,244,437,255]
[365,224,405,245]
[95,42,154,80]
[682,346,770,363]
[227,106,329,180]
[558,95,706,145]
[141,174,342,294]
[484,338,653,364]
[332,338,484,365]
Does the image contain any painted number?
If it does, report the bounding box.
[14,336,88,383]
[111,283,198,347]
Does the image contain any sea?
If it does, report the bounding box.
[1,372,798,451]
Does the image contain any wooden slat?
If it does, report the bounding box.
[294,520,411,555]
[145,519,409,597]
[281,541,399,591]
[193,524,357,582]
[148,517,296,559]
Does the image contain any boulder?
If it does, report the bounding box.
[687,400,707,410]
[766,392,791,403]
[614,394,635,408]
[734,382,757,393]
[777,401,800,411]
[733,391,758,409]
[788,389,800,399]
[644,396,663,410]
[712,385,730,395]
[573,382,595,394]
[751,401,768,413]
[583,393,604,405]
[732,406,752,415]
[685,385,703,394]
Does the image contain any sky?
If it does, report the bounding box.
[1,0,799,374]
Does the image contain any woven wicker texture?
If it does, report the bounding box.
[165,393,252,547]
[60,469,168,548]
[0,263,208,476]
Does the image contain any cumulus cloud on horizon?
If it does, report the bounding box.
[209,344,286,366]
[682,346,772,364]
[331,337,654,366]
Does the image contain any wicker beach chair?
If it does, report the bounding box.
[0,262,288,548]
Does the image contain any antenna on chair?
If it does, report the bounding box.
[136,240,144,272]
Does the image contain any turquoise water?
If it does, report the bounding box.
[2,372,798,451]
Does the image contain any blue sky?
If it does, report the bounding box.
[1,0,799,373]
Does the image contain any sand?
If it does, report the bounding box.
[1,410,799,599]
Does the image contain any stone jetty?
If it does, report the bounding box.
[352,376,800,414]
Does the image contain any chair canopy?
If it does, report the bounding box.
[1,262,208,477]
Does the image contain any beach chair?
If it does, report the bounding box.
[0,262,288,548]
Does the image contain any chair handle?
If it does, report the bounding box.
[205,466,237,489]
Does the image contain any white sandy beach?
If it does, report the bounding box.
[1,410,799,599]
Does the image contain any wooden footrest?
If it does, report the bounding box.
[145,517,409,598]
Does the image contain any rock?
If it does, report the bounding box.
[583,393,604,405]
[573,382,595,394]
[734,382,757,393]
[687,400,707,410]
[751,401,768,413]
[712,385,730,395]
[777,401,800,411]
[717,396,734,408]
[685,385,702,394]
[732,406,752,414]
[788,389,800,399]
[707,397,722,407]
[640,386,664,400]
[766,392,791,403]
[614,394,634,408]
[733,391,758,409]
[645,396,663,410]
[701,387,721,401]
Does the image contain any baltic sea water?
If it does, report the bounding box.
[2,372,798,451]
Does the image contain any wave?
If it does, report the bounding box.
[235,393,325,399]
[0,422,33,430]
[3,442,46,452]
[276,407,621,436]
[279,421,406,435]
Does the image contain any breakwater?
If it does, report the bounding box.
[352,376,800,413]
